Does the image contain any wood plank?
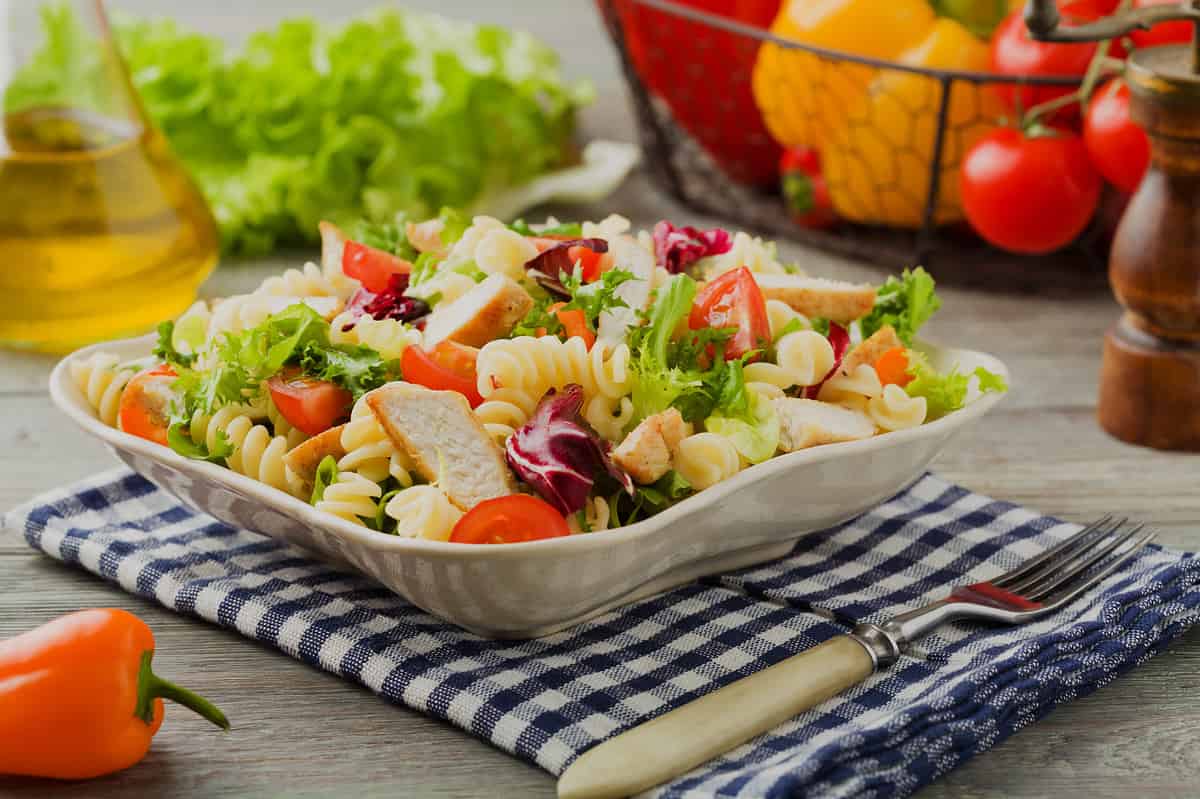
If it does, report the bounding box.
[0,554,555,799]
[1,1,1196,797]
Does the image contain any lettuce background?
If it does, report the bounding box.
[6,5,592,255]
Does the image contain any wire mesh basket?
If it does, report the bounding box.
[598,0,1112,289]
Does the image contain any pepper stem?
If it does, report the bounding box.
[135,650,231,730]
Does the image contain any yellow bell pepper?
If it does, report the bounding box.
[751,0,936,152]
[751,1,1005,228]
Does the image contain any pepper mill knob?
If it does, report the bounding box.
[1098,45,1200,450]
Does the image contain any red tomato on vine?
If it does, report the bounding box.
[990,0,1125,119]
[1130,0,1193,48]
[1084,80,1151,194]
[960,127,1102,255]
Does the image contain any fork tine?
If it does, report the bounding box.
[1038,531,1157,610]
[993,515,1119,589]
[1018,522,1146,600]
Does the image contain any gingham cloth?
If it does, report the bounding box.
[6,468,1200,798]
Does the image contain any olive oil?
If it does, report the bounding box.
[0,107,218,352]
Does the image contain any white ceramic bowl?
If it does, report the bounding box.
[51,334,1007,638]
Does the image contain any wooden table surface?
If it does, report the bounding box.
[4,2,1199,797]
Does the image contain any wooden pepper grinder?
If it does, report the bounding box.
[1027,1,1200,450]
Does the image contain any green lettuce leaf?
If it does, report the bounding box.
[310,456,339,505]
[905,352,1008,420]
[10,6,589,255]
[633,471,694,512]
[629,275,704,422]
[509,219,582,237]
[861,267,941,346]
[167,421,234,463]
[705,391,780,464]
[299,344,396,400]
[153,321,196,369]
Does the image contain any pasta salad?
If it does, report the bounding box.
[72,212,1006,544]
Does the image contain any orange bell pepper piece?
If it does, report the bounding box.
[556,308,596,349]
[544,302,596,349]
[0,609,229,780]
[874,346,913,387]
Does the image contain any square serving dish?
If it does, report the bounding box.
[50,334,1007,638]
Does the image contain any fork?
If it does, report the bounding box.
[557,517,1155,799]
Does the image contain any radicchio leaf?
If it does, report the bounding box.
[339,273,429,332]
[652,221,733,274]
[802,322,851,399]
[505,384,634,515]
[524,238,609,298]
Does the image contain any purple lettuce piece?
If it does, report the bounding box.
[505,385,634,516]
[524,238,609,298]
[338,273,429,332]
[652,221,733,274]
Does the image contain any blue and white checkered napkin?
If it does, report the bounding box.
[7,468,1200,797]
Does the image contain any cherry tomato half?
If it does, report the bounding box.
[1084,79,1151,195]
[400,341,484,407]
[342,240,411,293]
[990,1,1122,119]
[689,266,771,361]
[118,365,177,446]
[960,127,1101,255]
[1130,0,1192,49]
[266,369,353,436]
[450,495,571,544]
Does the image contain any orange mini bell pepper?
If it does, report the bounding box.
[0,608,230,780]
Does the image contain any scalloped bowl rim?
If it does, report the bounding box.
[50,333,1009,559]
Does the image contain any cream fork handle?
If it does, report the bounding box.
[556,635,875,799]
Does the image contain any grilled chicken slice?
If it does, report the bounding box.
[839,325,904,377]
[282,424,347,496]
[752,274,877,323]
[774,398,876,451]
[366,383,516,510]
[612,408,692,485]
[421,274,534,348]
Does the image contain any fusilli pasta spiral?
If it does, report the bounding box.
[699,232,791,278]
[329,315,422,361]
[584,394,634,442]
[475,228,538,282]
[765,299,809,339]
[444,216,506,266]
[868,384,928,432]
[475,387,537,444]
[747,381,786,402]
[338,395,416,487]
[743,330,835,389]
[476,335,597,401]
[384,485,462,541]
[70,353,136,427]
[315,471,383,525]
[188,405,301,496]
[254,262,340,300]
[819,364,884,403]
[583,214,632,241]
[567,496,614,533]
[674,433,744,490]
[590,340,635,399]
[208,294,341,342]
